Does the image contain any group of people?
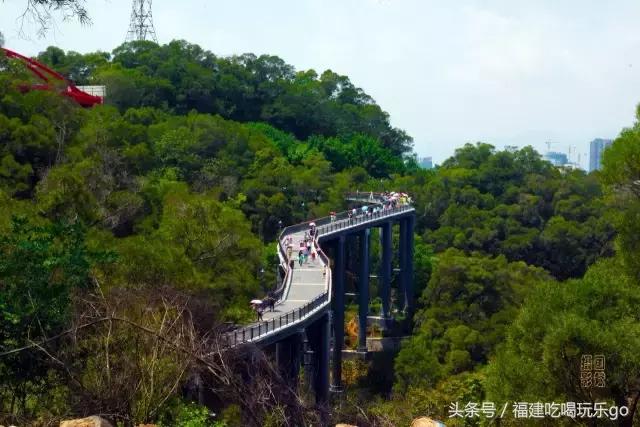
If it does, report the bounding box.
[347,191,413,220]
[251,294,276,321]
[283,224,318,268]
[298,233,316,266]
[252,192,412,322]
[382,191,412,207]
[347,204,383,220]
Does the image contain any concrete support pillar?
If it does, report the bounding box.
[398,219,408,312]
[358,228,370,352]
[314,312,331,403]
[405,215,415,316]
[331,235,346,392]
[302,330,313,397]
[380,221,392,318]
[276,331,303,390]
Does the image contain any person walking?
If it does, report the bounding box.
[266,294,275,312]
[298,250,304,266]
[257,304,264,321]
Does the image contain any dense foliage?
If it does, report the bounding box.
[415,143,614,280]
[394,249,551,392]
[485,257,640,420]
[481,108,640,426]
[37,41,413,159]
[0,39,632,426]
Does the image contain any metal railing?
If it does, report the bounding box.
[315,205,412,236]
[226,200,414,346]
[227,292,329,347]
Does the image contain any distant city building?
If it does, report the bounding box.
[544,151,568,167]
[420,156,433,169]
[589,138,613,172]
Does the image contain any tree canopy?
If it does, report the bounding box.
[0,38,628,426]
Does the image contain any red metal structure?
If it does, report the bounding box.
[1,47,102,108]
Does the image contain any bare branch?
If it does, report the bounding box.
[15,0,92,38]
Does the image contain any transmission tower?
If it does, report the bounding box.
[125,0,158,43]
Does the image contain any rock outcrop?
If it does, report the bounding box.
[60,416,114,427]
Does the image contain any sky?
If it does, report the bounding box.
[2,0,640,167]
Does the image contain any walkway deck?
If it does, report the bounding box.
[228,199,414,347]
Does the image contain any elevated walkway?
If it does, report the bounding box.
[227,194,414,347]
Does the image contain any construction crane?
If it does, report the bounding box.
[1,47,103,108]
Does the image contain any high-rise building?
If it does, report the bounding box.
[420,156,433,169]
[589,138,613,172]
[544,151,568,167]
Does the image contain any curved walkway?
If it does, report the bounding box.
[227,195,414,346]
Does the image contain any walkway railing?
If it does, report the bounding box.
[227,202,414,346]
[315,205,412,236]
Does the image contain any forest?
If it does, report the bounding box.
[0,39,639,426]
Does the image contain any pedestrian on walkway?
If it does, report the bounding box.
[298,250,304,266]
[257,305,264,321]
[265,295,276,312]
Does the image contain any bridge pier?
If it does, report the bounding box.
[380,221,392,319]
[275,330,303,390]
[405,215,415,316]
[358,229,370,352]
[399,219,408,312]
[307,312,330,404]
[331,235,346,392]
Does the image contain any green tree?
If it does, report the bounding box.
[485,257,640,426]
[601,109,640,280]
[0,217,109,417]
[419,143,612,280]
[395,249,551,392]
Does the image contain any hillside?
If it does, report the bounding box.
[1,40,638,426]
